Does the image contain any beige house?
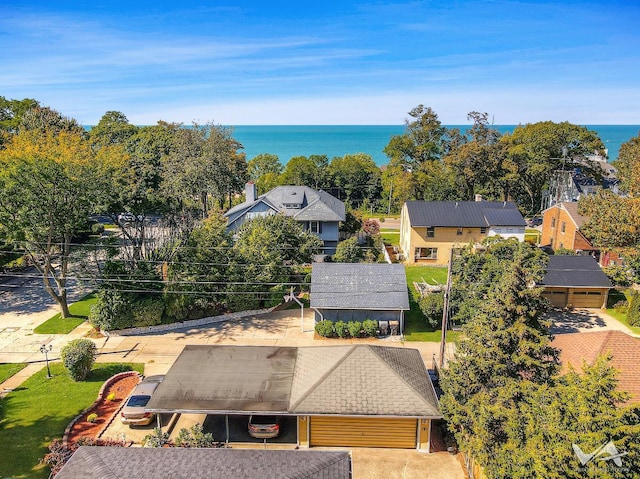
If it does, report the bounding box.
[400,200,526,265]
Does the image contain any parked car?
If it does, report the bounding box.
[527,216,543,227]
[120,375,164,426]
[248,415,281,438]
[118,212,143,223]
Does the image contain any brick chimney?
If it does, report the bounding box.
[245,181,257,203]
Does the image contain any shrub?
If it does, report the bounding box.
[347,321,362,338]
[334,320,349,338]
[419,293,445,328]
[91,222,105,235]
[333,237,363,263]
[613,300,629,314]
[143,428,171,448]
[174,424,217,448]
[628,292,640,326]
[132,298,165,327]
[315,320,335,337]
[106,392,116,402]
[60,339,97,381]
[86,413,98,423]
[362,319,378,337]
[42,438,125,476]
[89,289,135,331]
[604,265,632,287]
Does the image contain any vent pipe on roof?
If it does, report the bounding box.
[475,194,483,202]
[245,182,257,203]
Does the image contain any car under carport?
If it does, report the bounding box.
[145,344,441,451]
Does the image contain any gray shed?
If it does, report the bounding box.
[310,263,410,333]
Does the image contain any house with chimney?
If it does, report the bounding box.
[399,197,526,265]
[224,183,346,253]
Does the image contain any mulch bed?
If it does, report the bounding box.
[67,374,139,442]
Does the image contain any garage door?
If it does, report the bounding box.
[572,290,604,308]
[542,290,568,308]
[310,416,417,448]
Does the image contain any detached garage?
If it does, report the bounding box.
[539,255,613,309]
[146,344,441,452]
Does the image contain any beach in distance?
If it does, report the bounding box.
[230,125,640,166]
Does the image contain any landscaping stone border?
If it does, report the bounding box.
[62,371,141,446]
[104,307,277,336]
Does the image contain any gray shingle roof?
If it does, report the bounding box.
[225,186,345,224]
[310,263,410,310]
[146,345,441,418]
[405,200,526,227]
[540,255,613,288]
[56,447,352,479]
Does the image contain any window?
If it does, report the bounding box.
[309,221,322,234]
[415,247,438,260]
[426,227,435,238]
[456,228,463,236]
[551,218,556,228]
[561,221,566,233]
[480,227,487,234]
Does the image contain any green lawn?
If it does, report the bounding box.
[0,362,144,479]
[0,363,27,384]
[380,230,400,246]
[606,289,640,335]
[33,294,97,334]
[403,265,460,342]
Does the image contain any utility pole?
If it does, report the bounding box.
[439,248,454,369]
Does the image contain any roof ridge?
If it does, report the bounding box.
[368,346,438,411]
[289,346,356,412]
[77,447,119,479]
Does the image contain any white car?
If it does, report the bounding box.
[120,375,164,426]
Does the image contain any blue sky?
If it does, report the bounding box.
[1,1,639,125]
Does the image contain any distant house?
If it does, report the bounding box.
[57,447,352,479]
[552,330,640,405]
[310,263,410,333]
[540,202,621,266]
[224,183,346,253]
[144,344,441,451]
[539,255,613,309]
[399,199,526,265]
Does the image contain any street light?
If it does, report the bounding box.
[40,344,53,378]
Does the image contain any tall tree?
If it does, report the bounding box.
[89,111,138,148]
[0,129,98,317]
[247,153,283,194]
[279,154,329,189]
[0,96,39,143]
[614,131,640,197]
[327,153,381,207]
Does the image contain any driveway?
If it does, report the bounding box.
[547,308,637,336]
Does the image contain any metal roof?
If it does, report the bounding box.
[540,255,613,288]
[56,447,352,479]
[405,200,526,227]
[310,263,410,310]
[146,345,441,418]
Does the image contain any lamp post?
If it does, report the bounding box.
[40,344,53,378]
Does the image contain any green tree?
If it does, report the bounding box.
[89,111,138,147]
[0,129,99,317]
[500,121,605,213]
[247,153,284,194]
[280,154,329,189]
[333,237,364,263]
[327,153,381,207]
[614,131,640,197]
[0,96,39,143]
[60,339,97,381]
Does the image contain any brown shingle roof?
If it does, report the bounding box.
[560,202,589,229]
[552,330,640,404]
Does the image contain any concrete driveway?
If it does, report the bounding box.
[547,308,637,336]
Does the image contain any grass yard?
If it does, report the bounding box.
[525,228,541,244]
[0,363,27,384]
[0,362,144,479]
[403,265,460,342]
[380,229,400,246]
[606,289,640,335]
[33,294,97,334]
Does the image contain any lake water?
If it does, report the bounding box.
[230,125,640,166]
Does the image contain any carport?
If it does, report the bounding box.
[145,344,442,451]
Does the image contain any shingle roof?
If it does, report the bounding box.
[540,255,613,288]
[310,263,410,310]
[404,200,526,227]
[146,345,441,418]
[560,202,589,228]
[56,447,352,479]
[225,186,345,224]
[552,331,640,404]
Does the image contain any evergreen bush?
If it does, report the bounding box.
[334,320,349,338]
[60,339,97,381]
[362,319,378,337]
[627,292,640,326]
[315,320,335,337]
[347,321,362,338]
[174,424,217,448]
[419,293,445,328]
